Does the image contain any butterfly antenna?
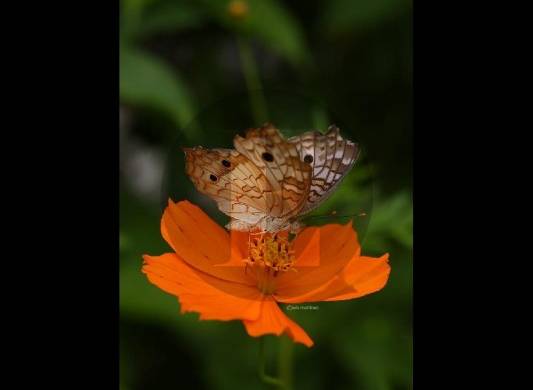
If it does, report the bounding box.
[303,211,367,220]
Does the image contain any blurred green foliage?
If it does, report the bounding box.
[321,0,410,35]
[120,45,196,132]
[120,0,412,389]
[202,0,310,66]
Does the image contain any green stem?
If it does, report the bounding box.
[312,105,329,130]
[237,37,269,124]
[278,336,294,390]
[258,337,286,388]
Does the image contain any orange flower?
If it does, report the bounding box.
[142,200,390,347]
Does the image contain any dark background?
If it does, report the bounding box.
[120,0,412,389]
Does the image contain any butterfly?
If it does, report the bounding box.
[183,123,359,233]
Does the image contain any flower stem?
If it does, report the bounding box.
[237,36,268,124]
[278,336,294,390]
[258,337,286,388]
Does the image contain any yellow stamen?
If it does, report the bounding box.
[245,233,296,294]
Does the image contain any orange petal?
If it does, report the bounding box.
[225,230,252,266]
[143,253,263,321]
[161,200,253,285]
[324,254,391,301]
[275,254,390,303]
[275,222,360,297]
[243,296,314,347]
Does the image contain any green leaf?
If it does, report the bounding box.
[201,0,310,67]
[121,0,155,15]
[120,0,157,38]
[321,0,411,36]
[367,190,413,248]
[136,2,207,37]
[120,46,197,138]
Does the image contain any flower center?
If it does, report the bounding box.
[245,233,296,294]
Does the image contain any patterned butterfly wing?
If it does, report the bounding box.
[288,125,359,214]
[183,147,274,227]
[233,124,312,221]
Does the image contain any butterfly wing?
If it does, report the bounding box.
[288,125,359,214]
[233,123,312,220]
[184,147,273,227]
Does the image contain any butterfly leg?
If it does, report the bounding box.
[245,230,255,273]
[248,229,267,252]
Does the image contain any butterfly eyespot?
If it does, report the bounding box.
[262,152,274,162]
[221,159,231,168]
[304,154,313,163]
[209,174,218,182]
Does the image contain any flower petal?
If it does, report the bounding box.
[243,296,314,347]
[275,222,360,297]
[324,254,391,301]
[143,253,263,321]
[275,254,390,303]
[161,200,253,285]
